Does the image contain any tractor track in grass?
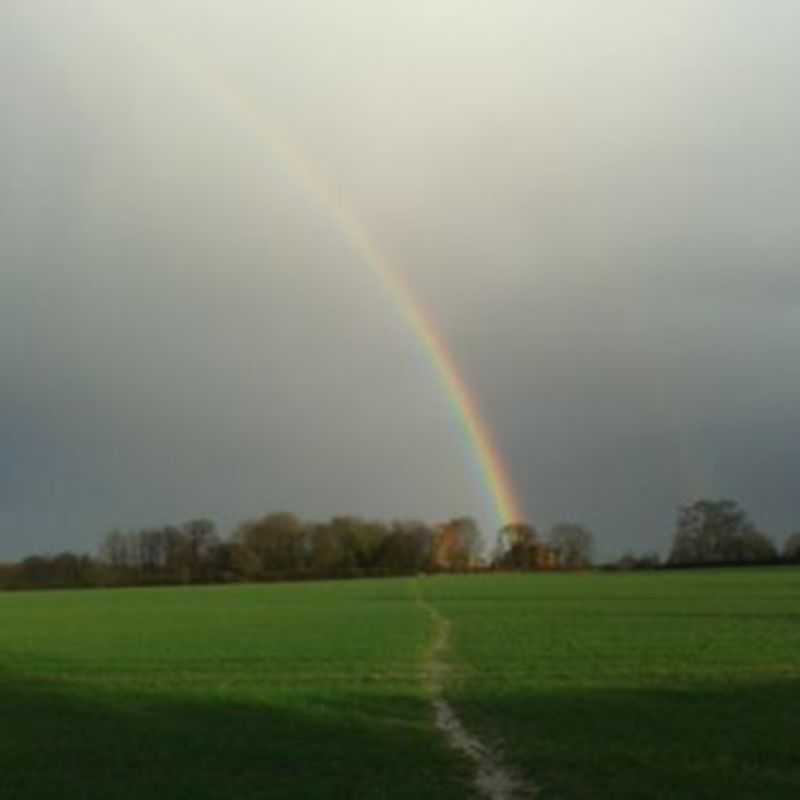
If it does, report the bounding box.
[413,580,536,800]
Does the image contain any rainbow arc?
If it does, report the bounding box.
[100,5,526,530]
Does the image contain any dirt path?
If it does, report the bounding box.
[413,580,536,800]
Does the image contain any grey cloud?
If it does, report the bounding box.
[3,2,800,559]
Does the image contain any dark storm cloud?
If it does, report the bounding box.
[3,1,800,559]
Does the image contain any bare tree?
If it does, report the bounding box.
[432,517,482,570]
[182,519,219,579]
[493,522,540,569]
[233,512,307,576]
[782,532,800,563]
[669,499,776,565]
[549,523,594,568]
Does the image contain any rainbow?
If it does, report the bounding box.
[98,7,526,530]
[255,130,525,530]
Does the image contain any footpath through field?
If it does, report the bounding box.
[414,579,536,800]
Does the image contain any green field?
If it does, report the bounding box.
[2,569,799,799]
[426,569,800,798]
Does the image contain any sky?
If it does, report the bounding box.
[2,1,800,560]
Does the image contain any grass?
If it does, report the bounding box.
[420,568,800,799]
[0,579,469,799]
[2,569,799,799]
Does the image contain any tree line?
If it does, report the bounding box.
[2,498,797,590]
[0,513,595,591]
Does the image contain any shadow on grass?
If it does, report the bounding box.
[453,679,800,800]
[0,672,470,800]
[5,668,798,800]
